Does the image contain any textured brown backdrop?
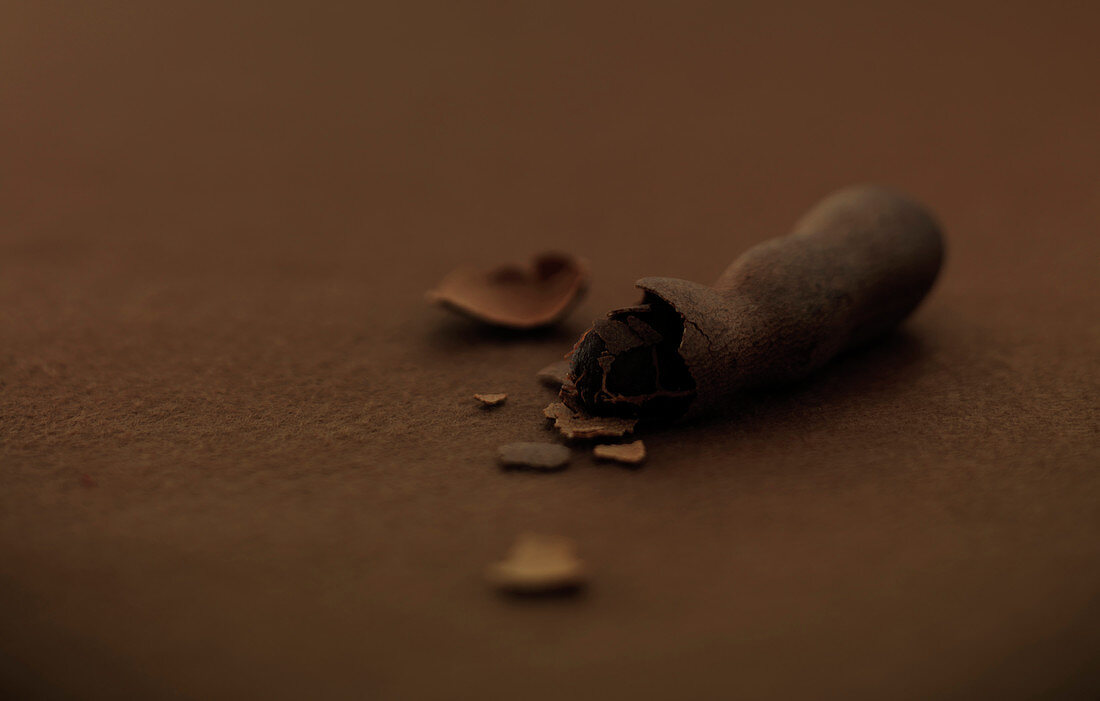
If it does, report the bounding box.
[2,1,1098,699]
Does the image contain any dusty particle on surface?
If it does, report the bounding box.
[593,440,646,465]
[474,392,508,407]
[497,442,571,471]
[486,533,586,595]
[535,360,571,388]
[543,402,636,440]
[427,252,589,329]
[79,473,97,488]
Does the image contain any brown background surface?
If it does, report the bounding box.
[2,1,1098,699]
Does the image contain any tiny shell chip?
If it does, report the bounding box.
[497,442,571,471]
[593,440,646,465]
[427,252,589,329]
[474,393,508,407]
[543,402,637,440]
[486,533,586,594]
[535,360,571,388]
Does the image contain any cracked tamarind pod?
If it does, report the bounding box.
[561,185,945,420]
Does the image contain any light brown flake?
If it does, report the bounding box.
[543,402,637,440]
[497,442,571,471]
[474,392,507,407]
[593,440,647,465]
[486,533,586,594]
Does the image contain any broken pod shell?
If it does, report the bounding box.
[428,252,589,329]
[564,186,944,421]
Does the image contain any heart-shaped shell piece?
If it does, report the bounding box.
[427,252,589,329]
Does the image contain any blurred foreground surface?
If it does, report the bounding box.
[1,1,1098,698]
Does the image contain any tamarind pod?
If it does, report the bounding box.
[566,185,945,419]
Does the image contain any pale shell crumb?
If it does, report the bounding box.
[486,533,586,594]
[593,440,647,465]
[474,392,508,407]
